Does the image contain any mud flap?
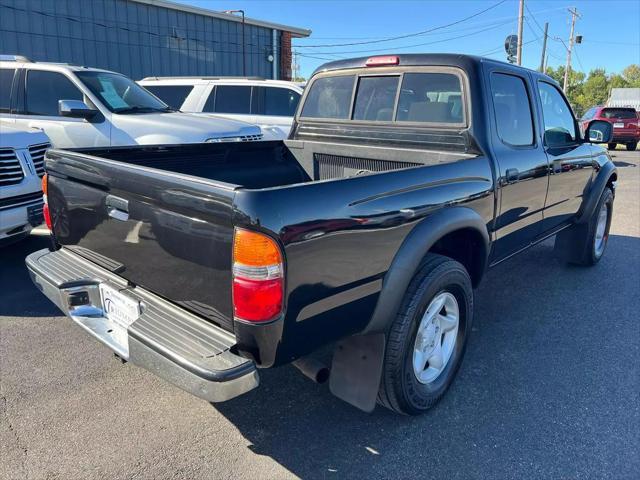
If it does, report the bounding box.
[329,333,385,412]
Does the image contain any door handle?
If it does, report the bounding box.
[105,195,129,221]
[505,168,519,183]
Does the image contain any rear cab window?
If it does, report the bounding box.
[299,68,466,126]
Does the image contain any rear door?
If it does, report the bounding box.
[252,86,300,135]
[535,80,594,231]
[486,68,549,260]
[0,67,17,124]
[202,84,256,125]
[46,150,238,331]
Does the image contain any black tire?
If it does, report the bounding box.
[626,142,637,151]
[607,143,617,150]
[555,187,614,266]
[377,254,473,415]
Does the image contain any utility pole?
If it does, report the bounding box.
[563,8,580,92]
[516,0,524,65]
[538,22,549,72]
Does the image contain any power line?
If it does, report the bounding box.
[294,0,508,48]
[293,19,514,57]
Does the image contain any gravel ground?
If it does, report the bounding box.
[1,150,638,480]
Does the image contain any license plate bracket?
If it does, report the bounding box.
[99,284,140,329]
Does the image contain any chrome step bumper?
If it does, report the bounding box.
[26,248,258,403]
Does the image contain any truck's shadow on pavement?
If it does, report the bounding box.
[213,234,640,479]
[0,234,57,317]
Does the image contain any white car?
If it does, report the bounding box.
[0,122,50,244]
[138,77,303,139]
[0,57,263,148]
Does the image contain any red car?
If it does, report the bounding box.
[581,106,639,151]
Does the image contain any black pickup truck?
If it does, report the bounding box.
[27,54,617,415]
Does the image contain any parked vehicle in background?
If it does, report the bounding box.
[580,106,639,151]
[138,77,303,138]
[27,54,617,416]
[0,57,264,148]
[0,123,49,245]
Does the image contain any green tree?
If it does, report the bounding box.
[609,74,629,89]
[622,64,640,87]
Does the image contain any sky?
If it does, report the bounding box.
[174,0,640,79]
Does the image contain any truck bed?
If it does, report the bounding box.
[45,139,492,362]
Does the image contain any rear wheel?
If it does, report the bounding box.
[377,254,473,415]
[626,142,637,151]
[607,143,617,150]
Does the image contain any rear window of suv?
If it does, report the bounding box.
[300,70,464,125]
[601,108,637,119]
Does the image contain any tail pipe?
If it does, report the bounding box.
[292,357,330,384]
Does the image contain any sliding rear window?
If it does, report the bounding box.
[300,70,465,125]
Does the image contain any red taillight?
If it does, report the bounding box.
[43,203,52,230]
[365,55,399,67]
[41,174,52,230]
[232,228,284,323]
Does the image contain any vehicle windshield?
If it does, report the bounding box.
[601,108,637,119]
[75,71,175,114]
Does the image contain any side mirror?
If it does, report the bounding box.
[585,120,613,144]
[58,100,97,119]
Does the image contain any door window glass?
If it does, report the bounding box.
[538,81,577,145]
[490,73,534,146]
[26,71,83,116]
[252,87,301,116]
[0,69,15,113]
[143,85,193,109]
[205,85,251,114]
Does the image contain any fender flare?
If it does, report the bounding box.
[575,161,617,224]
[363,206,490,334]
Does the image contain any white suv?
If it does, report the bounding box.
[0,122,50,244]
[0,57,263,148]
[138,77,303,138]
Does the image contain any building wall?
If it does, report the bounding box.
[0,0,289,80]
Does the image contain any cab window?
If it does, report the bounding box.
[253,87,301,116]
[538,81,577,146]
[0,69,15,113]
[26,71,83,116]
[490,73,534,146]
[205,85,251,114]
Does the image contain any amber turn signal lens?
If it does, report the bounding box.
[41,173,48,196]
[233,228,282,267]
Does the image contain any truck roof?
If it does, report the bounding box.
[313,53,551,80]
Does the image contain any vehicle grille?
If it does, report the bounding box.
[0,191,42,211]
[240,134,263,142]
[314,153,420,180]
[28,143,50,177]
[0,149,24,186]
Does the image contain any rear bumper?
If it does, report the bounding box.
[611,132,639,143]
[26,247,259,403]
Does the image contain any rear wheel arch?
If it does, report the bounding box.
[364,207,489,335]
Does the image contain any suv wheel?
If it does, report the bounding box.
[377,254,472,415]
[626,142,637,151]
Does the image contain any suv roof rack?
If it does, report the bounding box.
[141,76,266,81]
[0,54,32,62]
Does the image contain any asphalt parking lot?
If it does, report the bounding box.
[1,149,639,480]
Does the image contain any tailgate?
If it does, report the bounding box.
[45,150,237,331]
